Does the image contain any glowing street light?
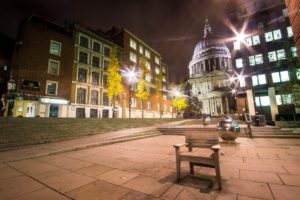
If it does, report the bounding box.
[236,32,246,42]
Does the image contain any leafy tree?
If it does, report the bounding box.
[135,58,149,118]
[155,71,163,118]
[172,97,187,118]
[107,47,123,117]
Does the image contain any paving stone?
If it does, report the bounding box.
[66,180,130,200]
[160,184,184,200]
[95,169,139,185]
[12,188,70,200]
[37,169,95,193]
[0,166,22,180]
[37,155,92,170]
[174,186,217,200]
[0,175,45,200]
[283,166,300,175]
[222,179,273,200]
[240,170,282,184]
[270,184,300,200]
[120,190,160,200]
[215,192,237,200]
[73,164,113,177]
[279,174,300,186]
[238,195,265,200]
[122,174,172,197]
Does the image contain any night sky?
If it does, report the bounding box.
[1,0,233,83]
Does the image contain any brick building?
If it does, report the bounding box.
[285,0,300,56]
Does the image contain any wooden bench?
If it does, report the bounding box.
[173,132,221,190]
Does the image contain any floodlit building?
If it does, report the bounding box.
[188,19,235,116]
[226,0,299,123]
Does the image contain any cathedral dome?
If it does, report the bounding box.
[188,18,232,78]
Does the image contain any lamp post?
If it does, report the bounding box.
[122,67,138,118]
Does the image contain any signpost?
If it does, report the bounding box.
[244,113,252,138]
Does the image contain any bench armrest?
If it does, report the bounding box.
[173,143,188,149]
[211,144,220,151]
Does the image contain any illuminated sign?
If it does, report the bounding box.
[40,98,69,105]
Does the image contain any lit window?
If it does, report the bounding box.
[265,32,273,42]
[252,35,260,45]
[162,76,166,82]
[145,49,150,59]
[139,45,143,54]
[49,40,61,56]
[297,69,300,80]
[239,77,246,87]
[255,54,263,64]
[233,41,240,50]
[131,98,137,108]
[260,96,270,106]
[246,37,252,46]
[145,61,151,71]
[235,58,243,68]
[170,107,173,112]
[280,71,289,82]
[276,95,282,105]
[268,51,277,62]
[145,74,151,82]
[155,67,160,74]
[291,47,298,57]
[255,97,260,106]
[273,29,282,40]
[130,52,137,63]
[48,59,60,75]
[287,26,293,37]
[276,49,285,60]
[155,56,160,64]
[249,56,255,66]
[162,67,166,73]
[282,94,292,104]
[272,72,281,83]
[252,74,266,86]
[163,95,167,100]
[252,76,258,86]
[46,81,58,95]
[130,38,137,50]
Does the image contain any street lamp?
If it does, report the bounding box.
[122,67,138,118]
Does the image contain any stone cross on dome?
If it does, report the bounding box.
[204,17,213,38]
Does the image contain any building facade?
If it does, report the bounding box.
[188,19,235,116]
[226,0,299,123]
[107,27,173,118]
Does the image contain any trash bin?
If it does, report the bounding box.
[253,115,266,126]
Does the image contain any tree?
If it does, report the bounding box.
[107,47,123,117]
[172,97,187,118]
[135,58,149,118]
[155,71,163,118]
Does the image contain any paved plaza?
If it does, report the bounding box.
[1,132,300,200]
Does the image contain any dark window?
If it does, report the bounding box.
[103,93,109,106]
[77,88,86,104]
[93,42,100,52]
[78,68,87,82]
[46,82,57,95]
[76,108,85,118]
[90,90,99,105]
[79,51,88,64]
[104,47,111,57]
[102,109,109,118]
[90,109,98,118]
[80,36,89,48]
[21,80,40,91]
[103,60,109,70]
[103,74,108,87]
[91,72,99,85]
[92,56,100,68]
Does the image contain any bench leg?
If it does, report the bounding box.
[215,162,222,190]
[189,162,194,175]
[176,155,181,181]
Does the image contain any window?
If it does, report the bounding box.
[130,38,137,50]
[291,47,298,57]
[170,107,173,113]
[297,69,300,80]
[145,61,151,71]
[162,67,166,73]
[163,104,167,112]
[233,41,240,50]
[78,68,87,82]
[103,74,108,87]
[249,54,263,66]
[145,49,150,58]
[155,56,160,64]
[77,88,86,104]
[145,74,151,82]
[163,95,167,100]
[46,81,57,95]
[268,49,286,62]
[90,109,98,118]
[265,29,282,42]
[79,51,88,64]
[104,46,111,57]
[277,49,286,60]
[157,103,160,111]
[287,26,293,37]
[90,90,99,105]
[92,56,100,67]
[276,94,292,105]
[239,77,246,87]
[252,74,266,86]
[162,76,166,82]
[246,35,260,46]
[103,60,109,70]
[48,59,60,75]
[235,58,243,68]
[255,96,270,106]
[280,71,290,82]
[139,45,143,54]
[131,98,137,108]
[268,51,277,62]
[49,40,61,56]
[79,35,89,48]
[155,67,160,74]
[93,42,101,53]
[147,101,151,110]
[130,52,137,63]
[91,72,99,85]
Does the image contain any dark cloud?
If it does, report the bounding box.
[0,0,232,83]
